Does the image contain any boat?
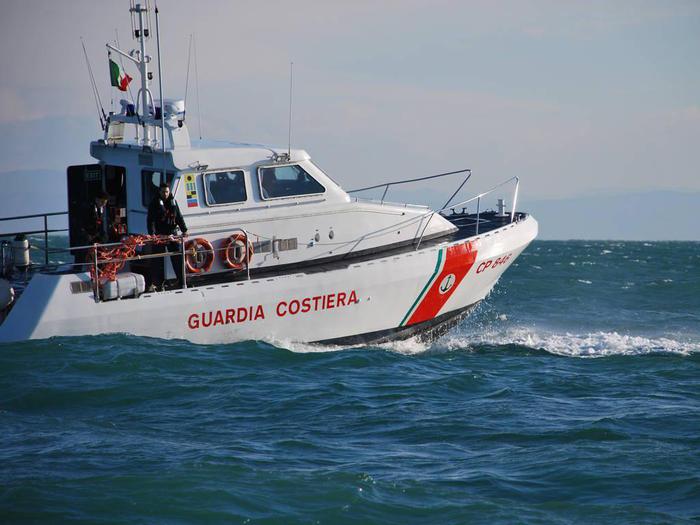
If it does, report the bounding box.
[0,2,537,345]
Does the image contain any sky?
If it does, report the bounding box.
[1,0,699,238]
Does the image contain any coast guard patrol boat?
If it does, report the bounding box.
[0,2,537,345]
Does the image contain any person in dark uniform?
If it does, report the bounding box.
[75,191,111,264]
[147,182,188,290]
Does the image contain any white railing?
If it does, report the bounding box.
[0,211,68,266]
[348,168,472,210]
[346,169,520,249]
[88,227,253,300]
[1,228,253,303]
[415,176,520,249]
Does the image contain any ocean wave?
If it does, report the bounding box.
[441,327,700,358]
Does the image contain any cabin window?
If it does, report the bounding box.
[258,165,325,200]
[203,170,247,205]
[141,170,175,207]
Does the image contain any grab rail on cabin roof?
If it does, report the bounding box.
[347,168,472,210]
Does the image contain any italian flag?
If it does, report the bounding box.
[109,59,132,92]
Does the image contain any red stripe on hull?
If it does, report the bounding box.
[406,242,478,326]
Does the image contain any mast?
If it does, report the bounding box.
[135,3,151,145]
[106,1,154,146]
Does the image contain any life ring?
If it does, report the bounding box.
[185,238,214,273]
[221,233,254,270]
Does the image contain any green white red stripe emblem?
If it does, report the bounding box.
[400,241,478,326]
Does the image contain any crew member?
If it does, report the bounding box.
[75,190,111,264]
[147,182,188,289]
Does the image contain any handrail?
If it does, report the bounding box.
[80,231,251,301]
[347,168,471,206]
[0,228,68,238]
[438,176,519,214]
[0,211,67,222]
[348,168,471,193]
[415,176,520,249]
[0,211,68,266]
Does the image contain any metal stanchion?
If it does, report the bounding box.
[245,230,251,281]
[93,244,100,303]
[43,215,49,265]
[181,236,187,289]
[475,196,481,235]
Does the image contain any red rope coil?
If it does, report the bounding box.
[89,234,174,284]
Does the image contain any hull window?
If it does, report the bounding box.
[204,170,246,206]
[258,164,325,200]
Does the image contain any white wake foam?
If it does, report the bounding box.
[264,325,700,358]
[262,337,344,354]
[437,327,700,358]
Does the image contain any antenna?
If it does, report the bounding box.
[130,0,152,40]
[183,34,193,124]
[81,37,106,130]
[288,61,294,157]
[154,2,166,154]
[193,33,202,141]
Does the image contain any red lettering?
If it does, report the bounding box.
[225,309,235,324]
[289,299,300,315]
[337,292,346,307]
[327,294,335,309]
[214,310,224,326]
[348,290,358,304]
[202,311,212,327]
[301,298,311,313]
[277,301,287,317]
[237,307,248,323]
[254,305,265,320]
[312,296,322,310]
[188,313,199,329]
[477,260,493,273]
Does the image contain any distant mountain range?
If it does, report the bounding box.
[1,169,697,240]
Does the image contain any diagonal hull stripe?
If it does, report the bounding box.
[399,249,444,327]
[404,242,478,326]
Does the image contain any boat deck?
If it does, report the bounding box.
[1,211,527,310]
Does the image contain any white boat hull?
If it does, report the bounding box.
[0,216,537,345]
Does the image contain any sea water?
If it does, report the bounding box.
[1,241,698,524]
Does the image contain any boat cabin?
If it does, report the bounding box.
[67,98,457,282]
